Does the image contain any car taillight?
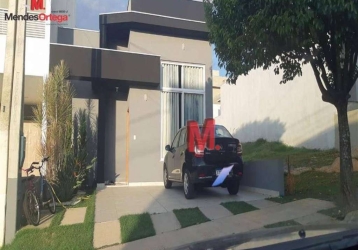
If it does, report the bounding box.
[194,145,204,157]
[237,142,243,155]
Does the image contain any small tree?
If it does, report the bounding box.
[33,60,76,201]
[205,0,358,206]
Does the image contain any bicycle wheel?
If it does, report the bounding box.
[45,182,56,214]
[24,190,40,226]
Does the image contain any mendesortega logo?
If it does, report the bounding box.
[5,13,68,23]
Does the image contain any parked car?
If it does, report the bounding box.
[163,124,244,199]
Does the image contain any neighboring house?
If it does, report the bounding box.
[215,64,358,150]
[0,0,212,184]
[212,70,226,118]
[0,0,77,172]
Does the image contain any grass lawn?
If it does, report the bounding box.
[267,171,358,204]
[1,189,96,250]
[173,207,210,228]
[119,213,156,243]
[221,201,259,215]
[264,220,301,228]
[267,171,358,220]
[243,139,339,168]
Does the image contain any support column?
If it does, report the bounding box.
[5,0,27,244]
[97,87,107,183]
[99,16,107,49]
[0,1,19,247]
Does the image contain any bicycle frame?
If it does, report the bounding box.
[24,159,50,208]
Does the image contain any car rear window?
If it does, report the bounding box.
[199,125,233,138]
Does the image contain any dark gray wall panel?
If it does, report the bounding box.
[130,0,206,22]
[241,160,285,196]
[50,44,160,86]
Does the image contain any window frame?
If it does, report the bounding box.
[160,61,206,161]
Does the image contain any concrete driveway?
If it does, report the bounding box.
[95,183,270,223]
[94,185,337,249]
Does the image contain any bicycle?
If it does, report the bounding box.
[22,156,56,226]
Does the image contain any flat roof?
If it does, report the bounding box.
[50,43,161,86]
[100,11,209,42]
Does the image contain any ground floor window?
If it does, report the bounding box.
[161,62,205,159]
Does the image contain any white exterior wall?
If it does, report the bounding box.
[213,104,220,118]
[0,35,47,76]
[217,64,337,150]
[0,34,4,73]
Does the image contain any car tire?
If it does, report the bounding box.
[163,166,172,189]
[227,181,240,195]
[183,170,195,199]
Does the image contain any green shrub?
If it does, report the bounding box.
[33,61,97,202]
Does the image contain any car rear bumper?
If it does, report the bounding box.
[189,161,243,186]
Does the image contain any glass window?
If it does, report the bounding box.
[215,125,233,138]
[162,92,180,156]
[182,66,204,90]
[161,63,205,158]
[179,128,187,146]
[171,130,181,148]
[184,93,204,125]
[199,125,233,138]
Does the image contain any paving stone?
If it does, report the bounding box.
[246,199,279,209]
[94,220,121,249]
[61,207,86,225]
[294,213,337,225]
[199,204,233,220]
[151,212,181,234]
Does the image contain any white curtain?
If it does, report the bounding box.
[162,64,179,88]
[184,94,204,125]
[161,92,180,158]
[161,63,205,157]
[182,66,204,90]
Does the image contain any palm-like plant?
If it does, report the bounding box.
[33,60,76,201]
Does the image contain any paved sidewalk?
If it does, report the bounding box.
[100,198,335,250]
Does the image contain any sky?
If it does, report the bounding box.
[75,0,226,76]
